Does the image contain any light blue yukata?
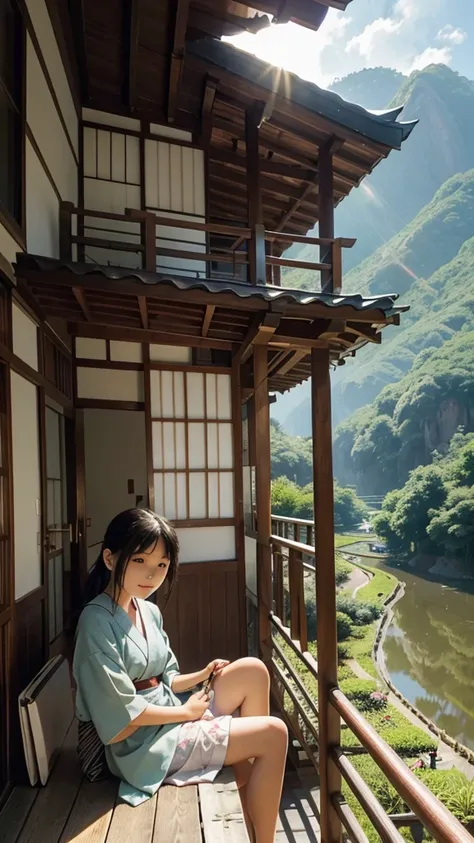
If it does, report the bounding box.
[73,593,230,806]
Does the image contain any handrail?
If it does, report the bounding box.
[268,519,473,843]
[272,514,314,526]
[330,689,473,843]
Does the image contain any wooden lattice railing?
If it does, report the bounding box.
[58,202,355,291]
[269,514,472,843]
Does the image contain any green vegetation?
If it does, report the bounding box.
[271,418,313,486]
[271,473,367,528]
[334,328,474,495]
[374,433,474,560]
[345,757,474,841]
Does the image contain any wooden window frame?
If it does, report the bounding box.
[0,0,25,246]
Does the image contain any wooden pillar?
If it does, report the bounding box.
[318,141,335,294]
[311,347,342,843]
[254,344,272,664]
[245,105,266,285]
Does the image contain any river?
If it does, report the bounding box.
[346,544,474,751]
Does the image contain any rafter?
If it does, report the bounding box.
[123,0,139,110]
[201,305,215,337]
[73,287,91,322]
[201,76,218,146]
[168,0,191,122]
[209,147,313,181]
[138,295,148,329]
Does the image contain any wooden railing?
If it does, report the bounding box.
[58,202,355,291]
[269,514,473,843]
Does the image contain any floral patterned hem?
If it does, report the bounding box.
[163,714,232,786]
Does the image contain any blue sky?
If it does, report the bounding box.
[228,0,474,87]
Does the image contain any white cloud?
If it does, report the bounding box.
[437,24,467,45]
[225,0,465,89]
[410,46,452,71]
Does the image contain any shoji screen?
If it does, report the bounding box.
[150,368,236,563]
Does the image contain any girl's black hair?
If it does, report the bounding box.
[82,508,179,608]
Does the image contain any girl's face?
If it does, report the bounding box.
[104,535,171,602]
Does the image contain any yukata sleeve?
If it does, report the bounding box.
[76,643,149,744]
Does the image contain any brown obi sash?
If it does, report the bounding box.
[133,675,162,691]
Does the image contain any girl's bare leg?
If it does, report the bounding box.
[211,657,272,840]
[212,657,270,717]
[224,716,288,843]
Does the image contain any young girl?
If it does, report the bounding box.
[73,508,287,843]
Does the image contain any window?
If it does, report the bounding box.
[0,0,23,226]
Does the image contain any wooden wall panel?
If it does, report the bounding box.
[160,561,242,672]
[14,586,46,693]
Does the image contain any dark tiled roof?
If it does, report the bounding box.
[15,255,408,318]
[188,39,418,150]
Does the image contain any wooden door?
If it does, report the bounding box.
[43,403,72,651]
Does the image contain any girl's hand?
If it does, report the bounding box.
[182,690,210,722]
[205,659,230,679]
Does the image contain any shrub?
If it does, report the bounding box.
[342,707,437,756]
[336,612,354,642]
[337,593,381,625]
[340,677,388,712]
[335,555,352,586]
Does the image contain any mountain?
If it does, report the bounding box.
[275,64,474,434]
[333,324,474,496]
[329,67,404,110]
[282,64,474,285]
[281,168,474,436]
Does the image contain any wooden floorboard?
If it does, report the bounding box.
[155,786,201,843]
[199,770,250,843]
[105,792,157,843]
[0,788,38,843]
[58,779,117,843]
[16,725,83,843]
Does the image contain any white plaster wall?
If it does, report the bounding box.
[0,225,19,269]
[25,138,59,258]
[11,373,41,599]
[25,0,78,155]
[84,409,147,569]
[177,526,236,563]
[75,338,107,360]
[12,303,38,370]
[77,368,144,402]
[26,35,77,205]
[83,108,141,132]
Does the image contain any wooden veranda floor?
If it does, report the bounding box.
[0,727,321,843]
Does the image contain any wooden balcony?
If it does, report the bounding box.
[58,202,355,293]
[268,514,473,843]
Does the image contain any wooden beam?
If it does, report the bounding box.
[254,344,272,666]
[68,0,89,102]
[201,304,215,337]
[275,177,318,231]
[201,76,218,146]
[168,0,190,122]
[270,348,308,378]
[209,163,307,202]
[234,313,280,366]
[138,295,148,329]
[72,287,91,321]
[123,0,139,110]
[311,347,341,843]
[68,321,235,351]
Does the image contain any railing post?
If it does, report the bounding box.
[254,344,272,666]
[311,347,342,843]
[59,201,74,262]
[272,546,284,621]
[142,212,156,272]
[332,238,342,294]
[248,223,266,285]
[318,140,335,294]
